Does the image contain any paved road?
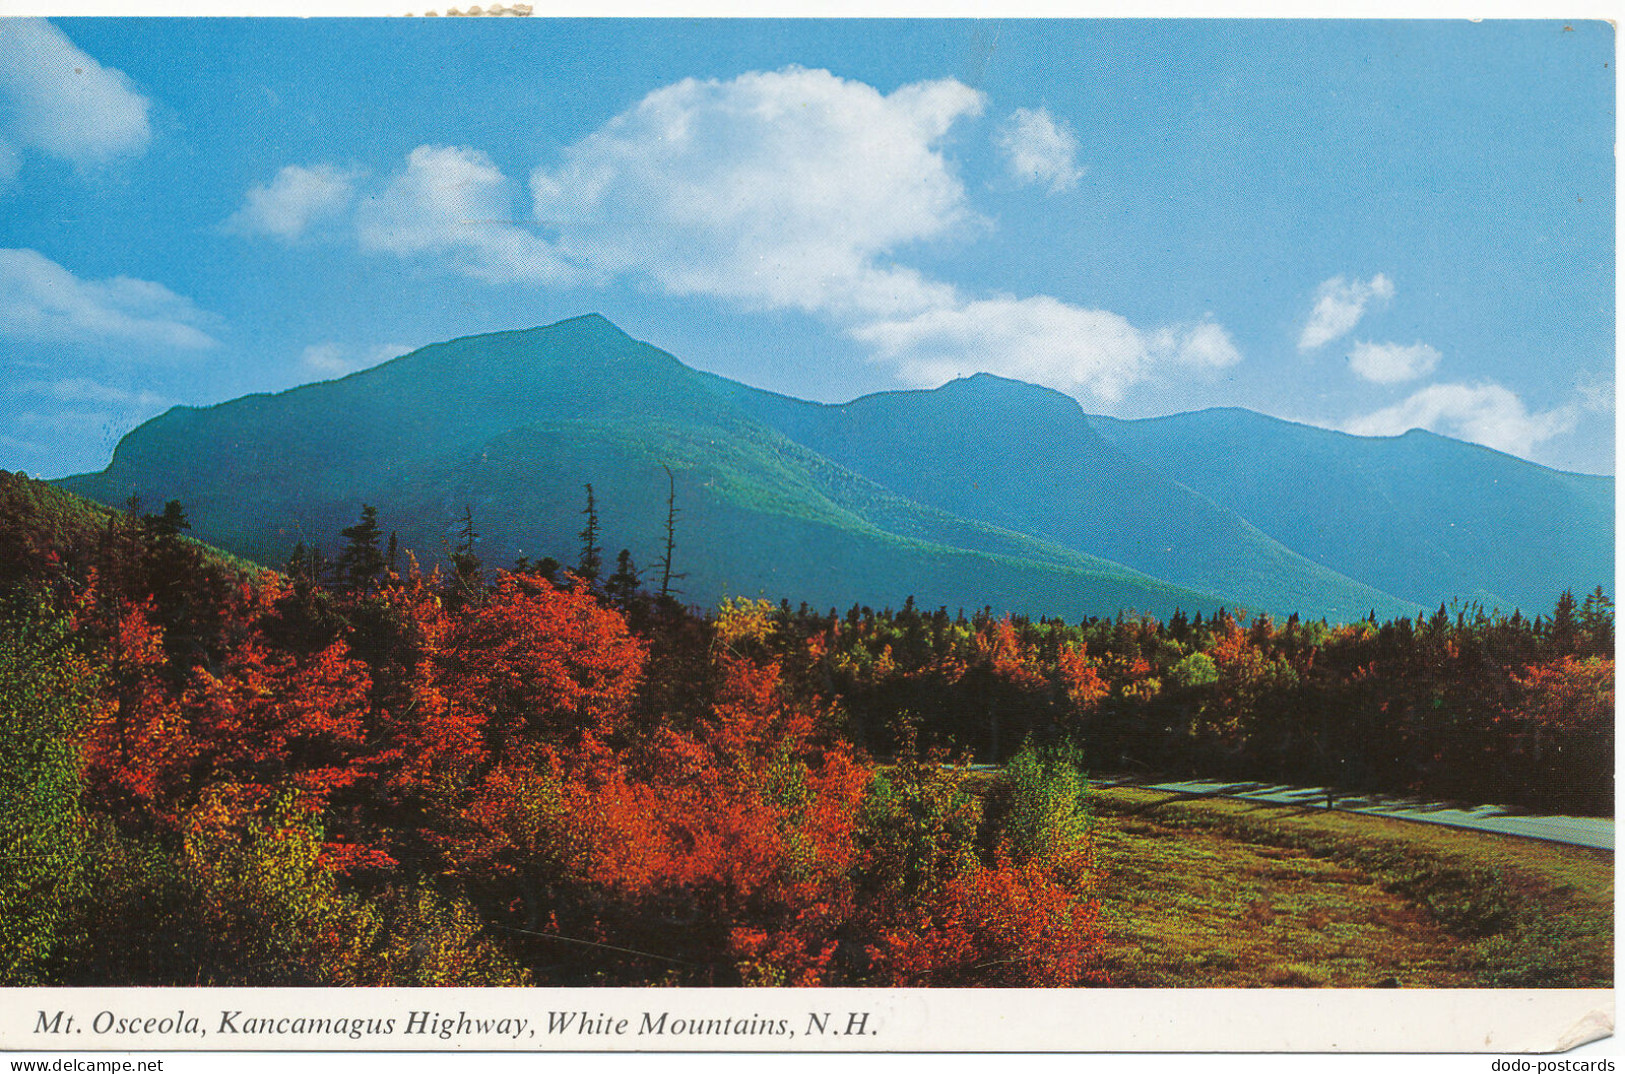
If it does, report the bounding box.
[1090,777,1614,851]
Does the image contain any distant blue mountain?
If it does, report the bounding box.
[56,315,1610,622]
[1092,408,1613,615]
[717,372,1414,622]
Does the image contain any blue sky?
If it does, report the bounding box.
[0,17,1614,478]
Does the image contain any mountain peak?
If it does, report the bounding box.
[470,312,635,350]
[941,371,1066,397]
[546,312,626,336]
[925,372,1098,416]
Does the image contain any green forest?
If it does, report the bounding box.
[0,470,1612,988]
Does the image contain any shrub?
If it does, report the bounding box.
[982,742,1097,883]
[0,600,99,983]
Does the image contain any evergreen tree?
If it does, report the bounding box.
[605,549,643,611]
[1578,586,1613,657]
[141,500,195,589]
[1549,589,1579,655]
[336,505,387,592]
[577,484,602,585]
[139,499,211,667]
[146,500,190,540]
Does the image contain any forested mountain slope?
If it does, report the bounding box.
[59,315,1609,622]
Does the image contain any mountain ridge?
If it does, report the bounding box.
[58,314,1610,622]
[1091,407,1612,614]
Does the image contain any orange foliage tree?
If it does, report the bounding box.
[1503,656,1614,808]
[442,572,646,762]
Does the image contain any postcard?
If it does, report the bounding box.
[0,13,1613,1060]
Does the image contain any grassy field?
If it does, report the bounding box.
[1089,787,1613,988]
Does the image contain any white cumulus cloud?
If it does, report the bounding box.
[1161,319,1245,371]
[529,66,984,316]
[854,297,1240,403]
[1341,381,1576,459]
[335,67,1241,405]
[226,163,362,242]
[355,145,573,285]
[0,248,217,350]
[995,106,1084,193]
[1347,340,1441,384]
[0,19,151,172]
[1299,273,1395,351]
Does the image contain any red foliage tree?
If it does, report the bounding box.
[442,573,646,764]
[1502,656,1615,810]
[182,636,373,818]
[866,856,1107,987]
[78,593,193,826]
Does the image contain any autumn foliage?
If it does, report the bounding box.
[804,593,1613,815]
[0,482,1113,986]
[0,472,1608,986]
